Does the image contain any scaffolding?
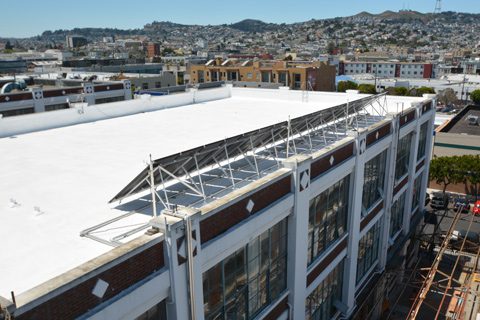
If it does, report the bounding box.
[407,205,480,319]
[110,93,388,212]
[81,93,390,246]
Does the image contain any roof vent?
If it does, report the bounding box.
[467,115,479,126]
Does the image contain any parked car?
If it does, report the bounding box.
[425,193,431,206]
[431,192,449,210]
[453,197,470,213]
[473,200,480,215]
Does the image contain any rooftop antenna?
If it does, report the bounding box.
[434,0,442,14]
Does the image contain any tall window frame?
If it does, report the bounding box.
[395,132,413,180]
[412,173,423,211]
[362,150,388,213]
[308,175,350,266]
[390,192,406,238]
[203,219,288,320]
[417,122,429,161]
[356,221,381,284]
[305,260,345,320]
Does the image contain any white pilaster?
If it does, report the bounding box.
[379,114,398,270]
[31,87,45,113]
[151,213,190,320]
[82,83,95,106]
[403,107,421,234]
[282,154,311,320]
[122,80,132,100]
[343,133,365,315]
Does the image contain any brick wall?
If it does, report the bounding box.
[311,142,355,179]
[200,176,291,244]
[14,241,164,320]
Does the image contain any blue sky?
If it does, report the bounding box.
[2,0,479,38]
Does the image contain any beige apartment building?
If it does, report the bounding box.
[190,58,336,91]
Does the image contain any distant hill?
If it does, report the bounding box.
[230,19,277,32]
[1,10,479,53]
[348,10,430,22]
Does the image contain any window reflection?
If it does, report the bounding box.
[203,219,288,320]
[308,175,350,265]
[395,133,413,180]
[362,150,387,212]
[356,221,381,284]
[305,260,344,320]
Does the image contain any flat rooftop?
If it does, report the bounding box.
[440,105,480,136]
[0,87,426,298]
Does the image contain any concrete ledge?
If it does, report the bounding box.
[14,233,163,313]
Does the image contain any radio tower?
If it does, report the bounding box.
[434,0,442,14]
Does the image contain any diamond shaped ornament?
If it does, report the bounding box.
[92,279,109,298]
[329,155,335,166]
[246,199,254,213]
[300,171,309,190]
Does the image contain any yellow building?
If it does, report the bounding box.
[190,58,336,91]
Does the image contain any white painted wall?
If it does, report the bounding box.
[0,86,231,138]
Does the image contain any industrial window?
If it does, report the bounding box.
[247,72,253,79]
[95,96,124,104]
[135,300,167,320]
[395,133,413,180]
[198,71,205,83]
[261,71,270,83]
[155,82,161,88]
[0,107,35,117]
[278,72,287,85]
[293,73,302,89]
[417,122,428,160]
[308,175,350,265]
[142,83,149,89]
[45,103,69,112]
[362,150,387,213]
[356,220,381,283]
[411,174,423,211]
[390,192,406,238]
[203,218,287,320]
[305,259,345,320]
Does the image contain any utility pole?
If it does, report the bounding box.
[461,73,467,105]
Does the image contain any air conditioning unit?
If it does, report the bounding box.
[466,115,478,126]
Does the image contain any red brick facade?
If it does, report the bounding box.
[200,176,292,244]
[14,241,164,320]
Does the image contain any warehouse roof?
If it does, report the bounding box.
[0,86,426,298]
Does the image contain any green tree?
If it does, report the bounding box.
[5,40,13,50]
[357,84,376,94]
[408,86,435,97]
[429,156,464,195]
[327,41,336,55]
[162,47,175,55]
[337,80,358,92]
[386,86,408,96]
[470,89,480,105]
[459,155,480,199]
[437,88,458,106]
